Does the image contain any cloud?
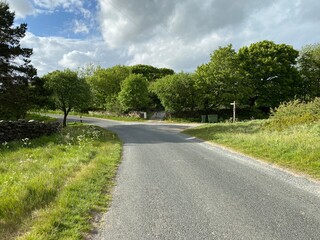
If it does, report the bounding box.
[7,0,94,19]
[11,0,320,76]
[98,0,275,47]
[96,0,320,72]
[32,0,83,10]
[73,20,89,34]
[58,50,96,68]
[7,0,35,18]
[21,32,127,76]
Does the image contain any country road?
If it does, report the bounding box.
[62,115,320,240]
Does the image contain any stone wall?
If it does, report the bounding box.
[0,120,61,143]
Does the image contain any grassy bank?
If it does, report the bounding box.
[0,124,122,240]
[184,120,320,180]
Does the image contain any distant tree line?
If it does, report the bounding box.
[1,1,320,121]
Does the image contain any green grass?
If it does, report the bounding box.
[0,124,122,240]
[164,117,200,123]
[36,110,145,122]
[24,113,57,122]
[184,120,320,180]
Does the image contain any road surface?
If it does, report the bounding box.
[64,116,320,240]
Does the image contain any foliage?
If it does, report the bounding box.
[0,125,121,240]
[86,65,130,111]
[118,74,150,111]
[298,43,320,100]
[184,120,320,180]
[152,72,196,113]
[43,69,91,127]
[0,2,37,119]
[264,98,320,130]
[130,65,175,111]
[130,64,174,81]
[29,77,53,109]
[195,45,248,112]
[238,40,301,108]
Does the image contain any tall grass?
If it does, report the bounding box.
[184,99,320,180]
[0,124,121,239]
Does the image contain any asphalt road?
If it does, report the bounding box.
[65,116,320,240]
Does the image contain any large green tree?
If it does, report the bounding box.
[86,65,130,111]
[298,43,320,100]
[43,69,91,127]
[0,1,37,119]
[195,45,247,112]
[151,73,196,114]
[238,40,300,108]
[118,74,149,112]
[130,64,175,111]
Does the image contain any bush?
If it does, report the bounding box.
[264,98,320,130]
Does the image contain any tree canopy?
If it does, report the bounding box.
[118,74,150,112]
[0,1,37,119]
[131,64,174,81]
[86,65,130,111]
[238,40,300,108]
[298,43,320,100]
[43,69,91,127]
[195,45,248,112]
[152,72,196,113]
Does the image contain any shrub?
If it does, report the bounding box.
[264,98,320,130]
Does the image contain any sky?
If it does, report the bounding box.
[7,0,320,76]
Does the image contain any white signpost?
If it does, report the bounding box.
[230,101,236,123]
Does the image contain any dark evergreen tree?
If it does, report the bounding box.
[0,1,37,119]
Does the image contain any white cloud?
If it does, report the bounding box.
[7,0,35,18]
[59,50,95,68]
[11,0,320,76]
[7,0,92,19]
[32,0,83,10]
[127,33,226,72]
[21,32,127,76]
[73,20,89,34]
[97,0,320,72]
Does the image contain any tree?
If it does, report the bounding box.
[0,1,37,119]
[238,40,300,108]
[43,69,91,127]
[86,65,130,111]
[151,73,196,114]
[29,76,53,110]
[298,43,320,100]
[195,45,247,112]
[130,64,175,111]
[131,64,174,81]
[118,74,149,112]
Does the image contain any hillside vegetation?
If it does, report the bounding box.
[184,98,320,180]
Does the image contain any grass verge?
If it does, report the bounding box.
[183,120,320,180]
[25,113,57,122]
[35,110,144,122]
[0,123,122,240]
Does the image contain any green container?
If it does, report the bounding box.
[201,115,207,123]
[208,114,218,123]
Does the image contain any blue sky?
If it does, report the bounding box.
[7,0,320,76]
[13,1,99,38]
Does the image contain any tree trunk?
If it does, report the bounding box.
[63,112,67,128]
[62,107,71,128]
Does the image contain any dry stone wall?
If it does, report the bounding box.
[0,120,60,143]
